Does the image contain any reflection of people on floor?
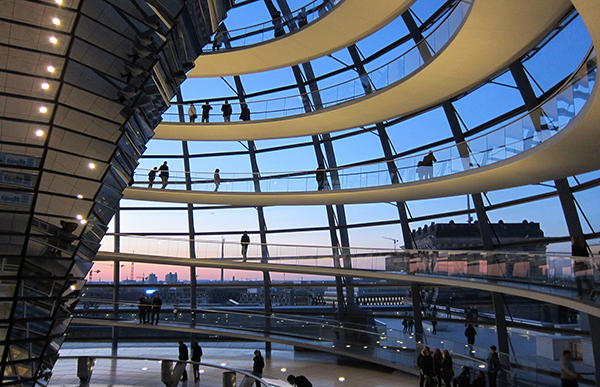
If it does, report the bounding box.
[417,151,437,179]
[241,231,250,261]
[572,235,596,299]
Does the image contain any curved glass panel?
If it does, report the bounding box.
[162,0,471,122]
[98,235,600,302]
[203,0,341,51]
[135,48,597,192]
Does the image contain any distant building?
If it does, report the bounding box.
[165,272,179,284]
[148,273,158,284]
[386,220,548,278]
[412,220,546,251]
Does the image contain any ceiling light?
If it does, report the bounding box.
[52,18,61,26]
[76,215,83,220]
[280,368,286,372]
[39,106,48,113]
[88,162,96,169]
[338,377,345,382]
[41,82,50,90]
[35,129,45,137]
[55,0,63,4]
[47,65,55,73]
[77,194,83,199]
[220,362,226,366]
[49,36,58,44]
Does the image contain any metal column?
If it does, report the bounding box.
[218,43,273,347]
[347,44,414,249]
[290,62,354,312]
[177,92,198,327]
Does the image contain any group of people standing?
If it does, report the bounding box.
[417,346,455,387]
[417,345,501,387]
[188,101,249,123]
[138,292,162,325]
[174,345,311,387]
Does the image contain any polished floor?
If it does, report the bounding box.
[50,342,419,387]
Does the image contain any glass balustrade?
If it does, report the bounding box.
[70,297,583,386]
[136,47,597,193]
[97,235,600,304]
[161,0,472,122]
[201,0,341,52]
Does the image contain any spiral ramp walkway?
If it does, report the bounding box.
[188,0,415,77]
[95,251,600,319]
[89,248,600,381]
[156,0,572,141]
[126,0,600,206]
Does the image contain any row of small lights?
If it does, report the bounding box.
[38,0,90,225]
[139,364,346,383]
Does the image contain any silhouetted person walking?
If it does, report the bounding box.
[316,163,326,191]
[138,294,147,324]
[222,100,232,122]
[487,345,501,387]
[273,11,285,37]
[252,350,264,387]
[465,324,476,355]
[561,350,581,387]
[214,169,221,191]
[212,30,224,51]
[188,103,197,123]
[151,292,162,325]
[201,101,212,123]
[241,231,250,261]
[240,102,251,121]
[148,166,157,188]
[191,341,203,381]
[418,151,437,179]
[178,341,189,381]
[417,346,434,387]
[159,161,169,189]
